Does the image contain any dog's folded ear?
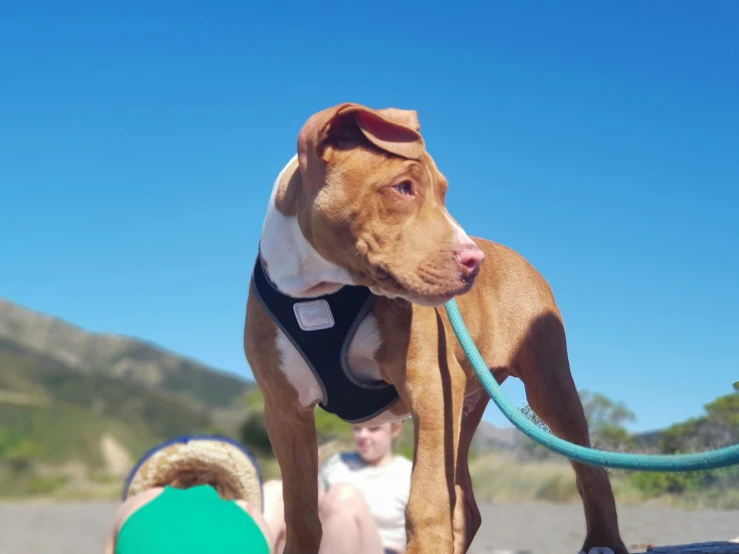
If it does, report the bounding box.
[354,109,424,160]
[298,103,425,177]
[375,108,421,132]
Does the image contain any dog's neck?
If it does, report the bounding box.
[259,155,356,299]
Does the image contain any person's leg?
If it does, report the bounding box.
[263,480,333,554]
[318,483,384,554]
[104,488,165,554]
[263,479,384,554]
[262,480,287,554]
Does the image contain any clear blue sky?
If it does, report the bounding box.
[2,1,737,433]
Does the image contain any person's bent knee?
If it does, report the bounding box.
[321,483,368,517]
[327,482,363,505]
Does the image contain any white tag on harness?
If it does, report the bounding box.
[293,300,335,331]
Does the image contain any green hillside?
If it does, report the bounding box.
[0,338,223,495]
[0,339,214,439]
[0,298,251,408]
[0,299,258,498]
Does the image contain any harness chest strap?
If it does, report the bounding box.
[251,257,399,423]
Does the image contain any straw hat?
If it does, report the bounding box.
[122,435,263,510]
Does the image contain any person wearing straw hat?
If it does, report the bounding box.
[103,435,273,554]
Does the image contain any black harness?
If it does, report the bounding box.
[251,257,399,423]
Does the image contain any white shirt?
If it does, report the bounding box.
[318,452,412,550]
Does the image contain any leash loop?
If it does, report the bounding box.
[444,298,739,471]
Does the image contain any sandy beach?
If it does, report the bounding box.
[0,500,736,554]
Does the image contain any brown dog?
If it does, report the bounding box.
[243,103,627,554]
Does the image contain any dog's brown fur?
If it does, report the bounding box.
[244,103,627,554]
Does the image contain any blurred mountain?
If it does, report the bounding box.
[0,298,254,496]
[0,298,251,408]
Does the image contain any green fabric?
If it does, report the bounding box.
[115,485,269,554]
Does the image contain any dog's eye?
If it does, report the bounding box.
[393,181,413,196]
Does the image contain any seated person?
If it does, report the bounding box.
[103,435,273,554]
[263,421,412,554]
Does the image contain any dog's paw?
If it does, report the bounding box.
[578,549,615,554]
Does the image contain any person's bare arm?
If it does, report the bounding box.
[235,500,275,554]
[102,529,116,554]
[102,488,164,554]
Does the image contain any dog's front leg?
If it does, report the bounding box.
[263,392,322,554]
[451,390,489,554]
[245,291,323,554]
[405,405,456,554]
[402,315,468,554]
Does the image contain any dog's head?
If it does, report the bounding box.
[285,102,484,307]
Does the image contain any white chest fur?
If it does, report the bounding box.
[259,155,356,298]
[261,156,384,409]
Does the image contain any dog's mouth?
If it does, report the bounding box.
[368,264,476,307]
[374,267,397,286]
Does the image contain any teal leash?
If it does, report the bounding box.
[444,298,739,471]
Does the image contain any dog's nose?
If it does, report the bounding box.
[456,246,485,278]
